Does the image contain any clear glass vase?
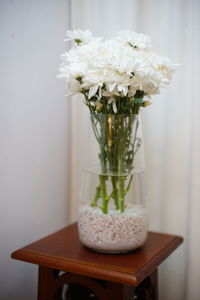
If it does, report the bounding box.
[78,114,148,253]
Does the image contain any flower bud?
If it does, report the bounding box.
[96,101,104,111]
[142,101,151,107]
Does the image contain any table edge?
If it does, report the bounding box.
[11,249,138,285]
[11,229,183,286]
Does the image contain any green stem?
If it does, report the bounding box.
[125,175,133,194]
[132,104,140,114]
[90,114,139,214]
[118,175,125,212]
[91,185,101,207]
[117,116,126,212]
[111,176,119,210]
[100,175,108,214]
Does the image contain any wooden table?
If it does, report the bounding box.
[11,223,183,300]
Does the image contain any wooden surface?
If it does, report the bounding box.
[11,223,183,286]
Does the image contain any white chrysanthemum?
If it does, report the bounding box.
[152,55,176,80]
[58,30,176,101]
[64,77,82,96]
[64,29,97,45]
[116,31,152,49]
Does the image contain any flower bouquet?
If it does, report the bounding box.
[58,30,176,252]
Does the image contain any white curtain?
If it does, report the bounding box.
[66,1,200,299]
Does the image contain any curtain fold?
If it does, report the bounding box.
[67,1,200,299]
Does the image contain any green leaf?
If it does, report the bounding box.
[134,98,143,104]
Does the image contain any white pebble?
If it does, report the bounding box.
[78,204,148,253]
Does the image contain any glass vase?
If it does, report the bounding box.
[78,114,148,253]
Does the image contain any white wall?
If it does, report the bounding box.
[0,1,70,299]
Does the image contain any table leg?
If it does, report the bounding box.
[37,266,158,300]
[105,282,136,300]
[37,266,55,300]
[37,266,136,300]
[135,268,158,300]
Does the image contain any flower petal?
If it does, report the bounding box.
[113,101,117,113]
[88,85,99,99]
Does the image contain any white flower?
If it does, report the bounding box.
[116,31,152,49]
[64,29,96,45]
[64,29,91,44]
[65,78,82,96]
[58,29,176,101]
[152,55,176,80]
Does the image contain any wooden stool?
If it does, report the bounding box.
[11,223,183,300]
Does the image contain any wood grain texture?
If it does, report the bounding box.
[11,223,183,286]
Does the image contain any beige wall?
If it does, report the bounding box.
[0,1,70,299]
[68,1,200,300]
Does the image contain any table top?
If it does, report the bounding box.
[11,223,183,286]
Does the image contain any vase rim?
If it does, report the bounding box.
[90,113,139,116]
[82,165,144,176]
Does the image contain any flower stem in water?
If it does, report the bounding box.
[100,175,108,214]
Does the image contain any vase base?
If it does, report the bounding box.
[78,204,148,254]
[84,246,138,254]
